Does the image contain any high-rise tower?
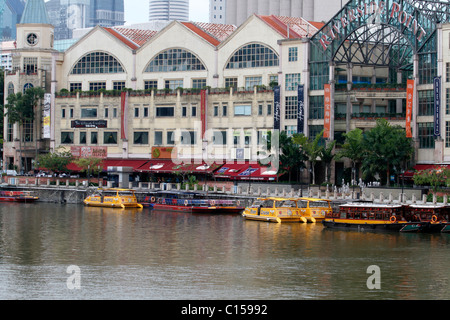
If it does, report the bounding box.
[149,0,189,22]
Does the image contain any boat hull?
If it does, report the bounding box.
[83,200,143,209]
[152,203,243,214]
[242,213,307,223]
[0,196,39,202]
[323,219,420,232]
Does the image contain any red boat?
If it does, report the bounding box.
[0,191,39,202]
[144,191,244,214]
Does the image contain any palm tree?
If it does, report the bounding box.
[337,128,364,184]
[320,140,336,184]
[293,130,324,185]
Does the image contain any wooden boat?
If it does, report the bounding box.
[403,204,450,233]
[0,191,39,202]
[147,191,244,214]
[83,188,143,209]
[323,203,424,232]
[296,197,333,222]
[242,197,308,223]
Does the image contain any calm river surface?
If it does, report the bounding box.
[0,202,449,300]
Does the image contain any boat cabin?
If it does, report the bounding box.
[405,205,449,223]
[328,203,405,221]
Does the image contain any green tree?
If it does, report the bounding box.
[5,87,45,172]
[73,157,104,176]
[361,119,414,186]
[337,128,364,184]
[293,130,324,185]
[320,140,336,184]
[37,146,73,173]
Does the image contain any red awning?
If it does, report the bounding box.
[213,162,281,181]
[138,160,222,174]
[67,159,150,172]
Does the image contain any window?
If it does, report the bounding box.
[80,132,87,144]
[309,96,324,119]
[445,63,450,83]
[134,132,149,145]
[267,103,272,115]
[447,88,450,115]
[245,76,262,90]
[134,107,139,118]
[144,80,158,90]
[104,132,118,144]
[81,108,98,118]
[145,48,206,72]
[23,121,33,142]
[71,52,125,74]
[61,132,74,144]
[258,104,263,116]
[154,131,163,145]
[167,131,175,145]
[7,82,14,95]
[192,79,206,89]
[165,79,183,91]
[7,123,13,142]
[192,106,197,117]
[418,52,437,85]
[309,125,325,146]
[285,125,297,136]
[446,122,450,148]
[23,57,37,74]
[213,131,227,145]
[182,106,187,117]
[223,104,228,116]
[288,47,298,62]
[113,81,125,90]
[226,43,279,69]
[418,123,435,149]
[181,131,197,145]
[286,73,301,91]
[285,96,298,120]
[62,108,66,118]
[418,90,434,116]
[143,106,149,117]
[310,62,329,91]
[214,105,219,117]
[70,83,82,92]
[234,104,252,116]
[91,132,98,144]
[156,107,174,117]
[225,77,238,89]
[89,82,106,91]
[104,107,109,118]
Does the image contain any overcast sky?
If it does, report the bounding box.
[124,0,210,25]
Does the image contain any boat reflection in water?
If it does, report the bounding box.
[83,188,143,209]
[323,202,450,233]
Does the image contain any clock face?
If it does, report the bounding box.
[27,33,38,46]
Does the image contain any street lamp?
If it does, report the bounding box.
[248,165,252,193]
[401,169,405,203]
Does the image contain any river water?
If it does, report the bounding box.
[0,202,449,300]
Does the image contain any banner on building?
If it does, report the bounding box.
[323,84,331,139]
[42,93,51,139]
[273,86,281,130]
[71,147,108,159]
[201,89,208,138]
[297,85,305,134]
[120,91,128,140]
[434,76,442,137]
[406,79,414,138]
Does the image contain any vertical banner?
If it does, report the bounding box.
[323,84,331,139]
[42,93,51,139]
[201,89,208,138]
[406,79,414,138]
[120,91,128,140]
[434,76,441,137]
[297,85,305,134]
[273,86,281,130]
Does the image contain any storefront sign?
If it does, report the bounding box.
[273,86,281,130]
[71,146,107,159]
[434,76,441,137]
[319,1,427,52]
[406,79,414,138]
[297,85,305,134]
[43,93,51,139]
[71,120,107,128]
[152,147,177,159]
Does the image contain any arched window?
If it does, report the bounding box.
[226,43,279,69]
[145,48,206,72]
[7,83,14,95]
[71,52,125,75]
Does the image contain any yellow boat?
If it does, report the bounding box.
[296,198,333,222]
[83,188,143,209]
[242,197,308,223]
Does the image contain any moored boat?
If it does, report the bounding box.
[323,203,424,232]
[296,197,333,222]
[242,197,308,223]
[0,191,39,202]
[403,204,450,233]
[147,191,244,214]
[83,188,143,209]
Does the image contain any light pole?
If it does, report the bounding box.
[401,169,405,203]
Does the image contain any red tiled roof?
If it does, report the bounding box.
[113,28,158,46]
[181,22,221,46]
[103,27,140,50]
[193,22,236,42]
[257,15,323,39]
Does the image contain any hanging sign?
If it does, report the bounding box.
[297,85,305,134]
[434,76,441,137]
[406,79,414,138]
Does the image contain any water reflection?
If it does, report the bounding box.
[0,203,449,299]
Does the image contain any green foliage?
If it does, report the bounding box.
[293,130,325,185]
[38,146,73,173]
[73,157,104,175]
[413,168,450,192]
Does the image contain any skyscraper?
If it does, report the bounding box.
[46,0,125,40]
[149,0,189,22]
